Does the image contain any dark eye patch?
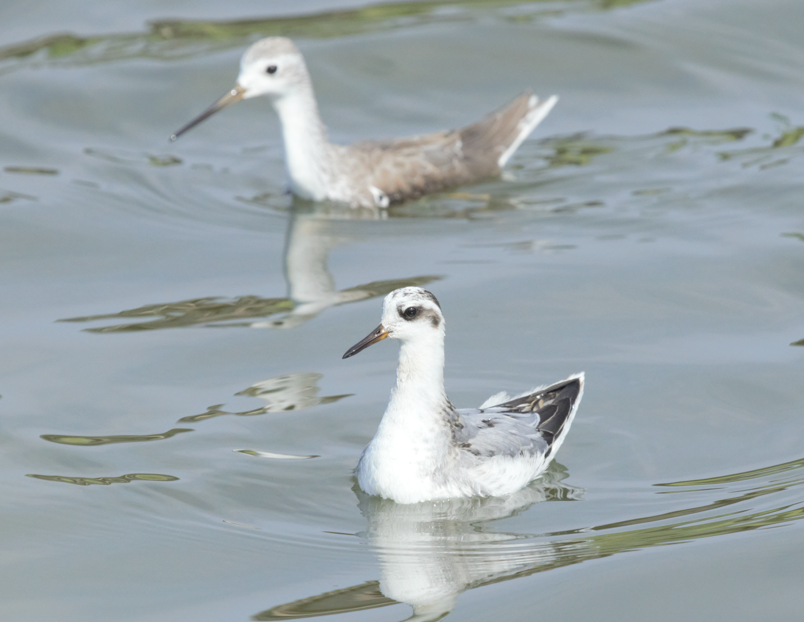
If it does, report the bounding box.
[401,306,419,320]
[266,65,278,74]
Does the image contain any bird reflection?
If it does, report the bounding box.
[252,450,804,621]
[355,470,584,621]
[259,204,406,329]
[178,371,351,423]
[58,200,439,332]
[254,467,586,622]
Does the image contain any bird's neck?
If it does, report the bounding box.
[272,86,333,201]
[283,215,337,303]
[378,335,451,436]
[357,332,454,502]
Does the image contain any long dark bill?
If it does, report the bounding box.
[342,324,389,359]
[169,85,246,142]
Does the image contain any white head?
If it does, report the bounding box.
[343,288,445,359]
[236,37,311,101]
[170,37,312,141]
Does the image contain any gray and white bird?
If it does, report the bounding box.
[171,37,558,208]
[343,287,583,504]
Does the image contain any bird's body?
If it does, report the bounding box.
[172,37,558,208]
[343,287,583,504]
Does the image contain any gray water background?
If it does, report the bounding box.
[1,0,803,620]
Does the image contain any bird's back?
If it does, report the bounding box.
[341,91,557,206]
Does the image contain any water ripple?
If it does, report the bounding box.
[26,473,179,486]
[254,456,804,621]
[41,428,193,446]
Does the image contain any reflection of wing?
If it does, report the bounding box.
[178,372,351,423]
[58,295,295,332]
[55,277,442,332]
[252,581,396,621]
[57,208,441,332]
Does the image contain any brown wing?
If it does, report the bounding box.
[345,131,466,204]
[345,91,537,204]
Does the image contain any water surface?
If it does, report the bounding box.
[1,0,803,620]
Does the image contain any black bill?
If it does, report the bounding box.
[170,85,246,142]
[342,324,389,359]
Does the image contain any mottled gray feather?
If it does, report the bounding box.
[450,376,582,460]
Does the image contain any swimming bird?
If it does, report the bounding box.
[342,287,583,504]
[171,37,558,208]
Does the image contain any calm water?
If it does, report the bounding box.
[2,0,803,620]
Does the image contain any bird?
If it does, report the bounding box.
[342,287,584,504]
[171,37,558,208]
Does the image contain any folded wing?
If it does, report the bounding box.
[452,375,583,460]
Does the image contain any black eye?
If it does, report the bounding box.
[403,307,419,319]
[266,65,278,74]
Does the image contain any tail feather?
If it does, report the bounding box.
[497,94,558,168]
[458,91,558,174]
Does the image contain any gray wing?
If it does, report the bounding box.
[451,376,583,460]
[345,92,538,203]
[346,131,472,203]
[452,407,550,459]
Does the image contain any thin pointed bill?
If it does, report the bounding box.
[343,324,389,359]
[169,85,247,142]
